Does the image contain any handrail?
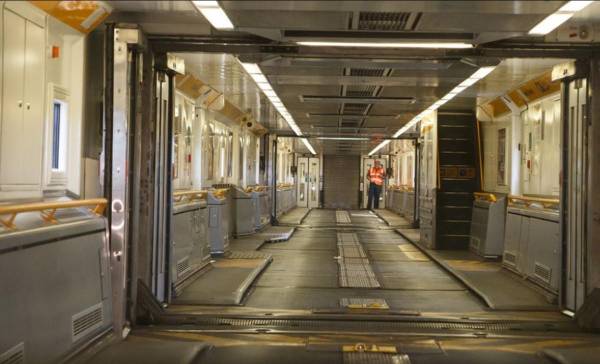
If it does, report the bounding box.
[277,183,293,190]
[0,198,107,230]
[508,195,559,210]
[474,192,497,203]
[388,185,414,192]
[173,190,208,202]
[246,185,268,193]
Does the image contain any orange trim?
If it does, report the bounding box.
[0,198,107,230]
[29,1,111,34]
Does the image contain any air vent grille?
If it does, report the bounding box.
[350,68,385,77]
[534,262,552,284]
[346,90,374,97]
[346,85,377,98]
[344,103,369,115]
[177,257,191,277]
[503,251,517,266]
[0,343,24,364]
[358,11,419,31]
[72,303,103,342]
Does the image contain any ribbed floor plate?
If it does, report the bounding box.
[337,231,381,288]
[336,211,352,224]
[343,352,411,364]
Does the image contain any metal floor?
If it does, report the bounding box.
[242,209,485,313]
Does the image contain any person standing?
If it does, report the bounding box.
[367,160,386,210]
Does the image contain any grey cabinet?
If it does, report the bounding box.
[502,206,560,293]
[469,195,506,258]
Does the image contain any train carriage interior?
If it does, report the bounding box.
[3,1,600,363]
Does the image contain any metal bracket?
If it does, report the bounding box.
[156,53,185,75]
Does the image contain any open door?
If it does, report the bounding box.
[297,157,320,208]
[564,77,588,312]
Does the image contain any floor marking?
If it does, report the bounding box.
[340,298,390,310]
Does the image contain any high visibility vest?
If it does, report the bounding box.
[368,166,385,186]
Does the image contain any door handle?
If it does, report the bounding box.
[26,103,31,110]
[18,100,23,108]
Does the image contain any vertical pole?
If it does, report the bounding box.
[413,138,420,228]
[108,27,131,334]
[271,136,278,225]
[587,57,600,294]
[560,79,570,309]
[164,73,175,300]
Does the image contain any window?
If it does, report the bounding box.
[46,84,69,187]
[51,102,61,169]
[497,128,507,186]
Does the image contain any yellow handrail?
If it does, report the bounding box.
[508,195,559,209]
[0,198,107,230]
[474,192,497,203]
[277,183,293,190]
[173,190,208,202]
[388,184,414,192]
[243,185,268,193]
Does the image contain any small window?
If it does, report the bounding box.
[51,102,61,169]
[50,99,68,173]
[45,84,70,188]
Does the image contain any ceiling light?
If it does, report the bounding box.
[368,139,391,155]
[529,13,573,35]
[371,65,497,154]
[301,138,317,155]
[250,73,268,84]
[459,78,479,87]
[257,82,272,90]
[240,62,261,74]
[317,137,369,141]
[559,1,593,12]
[469,66,497,79]
[297,41,474,49]
[192,1,234,30]
[450,85,467,94]
[528,1,592,36]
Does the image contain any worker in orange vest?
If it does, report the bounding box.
[367,160,386,210]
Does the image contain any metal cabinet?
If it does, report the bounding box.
[0,7,45,193]
[502,205,560,293]
[232,187,256,236]
[469,194,506,258]
[207,191,229,255]
[0,217,112,363]
[253,189,270,230]
[171,200,209,290]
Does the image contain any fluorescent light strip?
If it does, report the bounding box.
[529,1,592,35]
[529,13,573,35]
[240,61,317,155]
[297,41,474,49]
[559,1,593,13]
[370,66,497,155]
[317,137,369,141]
[368,139,391,156]
[192,1,234,30]
[301,138,316,154]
